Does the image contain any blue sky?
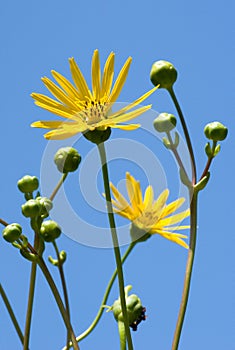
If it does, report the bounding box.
[0,0,234,349]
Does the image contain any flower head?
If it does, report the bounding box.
[110,173,190,248]
[31,50,158,140]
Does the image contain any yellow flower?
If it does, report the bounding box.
[31,50,159,140]
[110,173,190,248]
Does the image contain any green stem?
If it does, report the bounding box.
[171,190,198,350]
[50,173,68,201]
[53,241,71,349]
[97,142,134,350]
[23,232,40,350]
[37,257,80,350]
[118,321,127,350]
[0,283,24,345]
[62,243,135,350]
[168,87,197,184]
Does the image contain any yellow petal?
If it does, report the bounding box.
[31,120,75,129]
[108,57,132,103]
[101,105,151,127]
[109,124,140,130]
[51,70,81,99]
[159,209,190,227]
[152,189,169,216]
[160,198,185,217]
[69,57,92,99]
[42,77,78,110]
[92,49,101,100]
[44,124,86,140]
[143,186,154,211]
[151,230,188,248]
[101,52,115,97]
[110,183,133,217]
[110,85,159,118]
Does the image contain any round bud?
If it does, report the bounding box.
[21,199,42,218]
[40,220,61,242]
[83,127,111,144]
[17,175,39,193]
[204,122,228,141]
[150,60,177,89]
[153,113,177,133]
[36,197,53,218]
[112,286,145,329]
[2,223,22,243]
[54,147,81,173]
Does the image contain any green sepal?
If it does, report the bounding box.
[162,137,172,149]
[194,172,210,192]
[214,144,221,156]
[179,168,192,188]
[130,224,151,243]
[20,249,38,262]
[21,235,28,248]
[83,127,111,144]
[12,242,22,249]
[48,250,67,266]
[174,131,180,148]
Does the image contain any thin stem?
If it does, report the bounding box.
[50,173,68,201]
[0,218,8,226]
[97,142,134,350]
[23,232,40,350]
[200,141,217,181]
[37,257,80,350]
[171,191,198,350]
[166,131,189,181]
[118,321,127,350]
[168,87,197,184]
[53,241,71,349]
[0,283,24,345]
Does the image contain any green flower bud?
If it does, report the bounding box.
[2,223,22,243]
[54,147,81,173]
[204,122,228,141]
[40,220,61,242]
[83,127,111,144]
[36,197,53,218]
[153,113,177,133]
[17,175,39,193]
[150,60,177,89]
[21,199,42,218]
[112,285,146,331]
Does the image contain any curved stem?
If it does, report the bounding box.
[168,87,197,184]
[0,283,24,345]
[49,173,68,201]
[171,190,198,350]
[97,142,134,350]
[118,321,127,350]
[37,257,80,350]
[53,241,71,349]
[23,232,40,350]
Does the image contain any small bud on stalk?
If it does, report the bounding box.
[204,122,228,141]
[153,113,177,133]
[2,223,22,243]
[150,60,177,89]
[40,220,61,242]
[54,147,81,173]
[21,199,42,218]
[17,175,39,193]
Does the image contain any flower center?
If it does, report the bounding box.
[134,210,158,230]
[79,100,109,125]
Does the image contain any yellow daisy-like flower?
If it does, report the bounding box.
[31,50,159,140]
[110,173,190,248]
